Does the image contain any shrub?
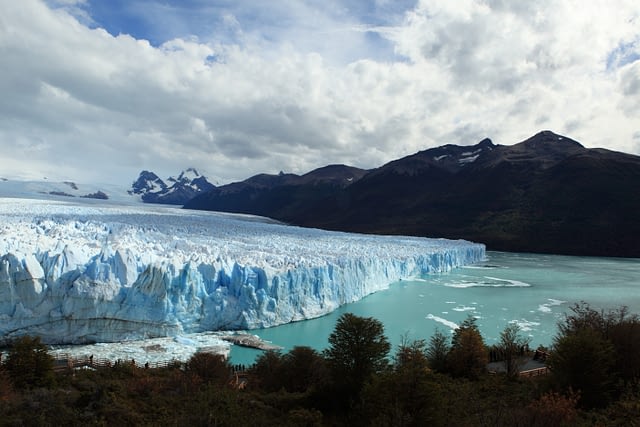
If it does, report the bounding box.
[525,391,579,427]
[280,346,328,393]
[550,302,640,407]
[185,352,232,387]
[248,350,285,392]
[3,336,55,389]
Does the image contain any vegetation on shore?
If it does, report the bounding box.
[1,302,639,426]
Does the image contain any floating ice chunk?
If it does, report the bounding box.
[452,305,476,312]
[511,319,541,332]
[426,314,459,330]
[484,277,530,287]
[538,298,566,313]
[444,276,530,288]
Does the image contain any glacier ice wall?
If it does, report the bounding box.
[0,198,485,344]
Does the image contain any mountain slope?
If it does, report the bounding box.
[185,164,368,219]
[185,131,640,257]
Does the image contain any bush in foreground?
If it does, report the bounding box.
[2,336,55,389]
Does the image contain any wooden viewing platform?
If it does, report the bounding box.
[487,356,549,377]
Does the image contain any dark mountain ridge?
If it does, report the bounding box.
[186,164,368,218]
[185,131,640,257]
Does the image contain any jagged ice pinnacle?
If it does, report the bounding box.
[0,198,485,344]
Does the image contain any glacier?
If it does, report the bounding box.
[0,197,485,345]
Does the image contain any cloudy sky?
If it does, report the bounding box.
[1,0,639,186]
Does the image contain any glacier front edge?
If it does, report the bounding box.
[0,198,485,344]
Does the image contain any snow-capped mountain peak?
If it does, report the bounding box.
[131,170,167,195]
[176,167,201,182]
[130,169,215,205]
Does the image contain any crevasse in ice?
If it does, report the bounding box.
[0,198,485,344]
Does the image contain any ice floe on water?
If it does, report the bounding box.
[444,276,531,288]
[463,264,502,270]
[484,277,530,287]
[452,305,476,312]
[426,314,459,330]
[510,319,542,332]
[538,298,567,313]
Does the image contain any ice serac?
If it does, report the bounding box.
[0,198,485,345]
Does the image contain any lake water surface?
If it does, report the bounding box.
[230,251,640,365]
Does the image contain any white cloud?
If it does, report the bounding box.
[45,0,93,25]
[0,0,638,186]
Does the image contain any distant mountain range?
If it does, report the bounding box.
[129,168,215,205]
[0,178,117,201]
[185,131,640,258]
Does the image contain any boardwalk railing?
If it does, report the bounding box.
[52,353,181,371]
[519,367,549,377]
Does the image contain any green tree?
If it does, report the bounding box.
[3,336,55,389]
[324,313,390,403]
[498,323,530,378]
[426,328,450,373]
[447,316,488,379]
[280,346,328,393]
[608,316,640,384]
[361,338,439,426]
[549,302,640,407]
[395,337,429,372]
[185,352,232,387]
[393,338,438,425]
[248,350,285,392]
[548,327,615,408]
[557,301,608,336]
[0,368,14,403]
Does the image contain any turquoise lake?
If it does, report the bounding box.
[230,251,640,365]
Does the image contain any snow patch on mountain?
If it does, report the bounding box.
[0,198,485,345]
[431,143,491,167]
